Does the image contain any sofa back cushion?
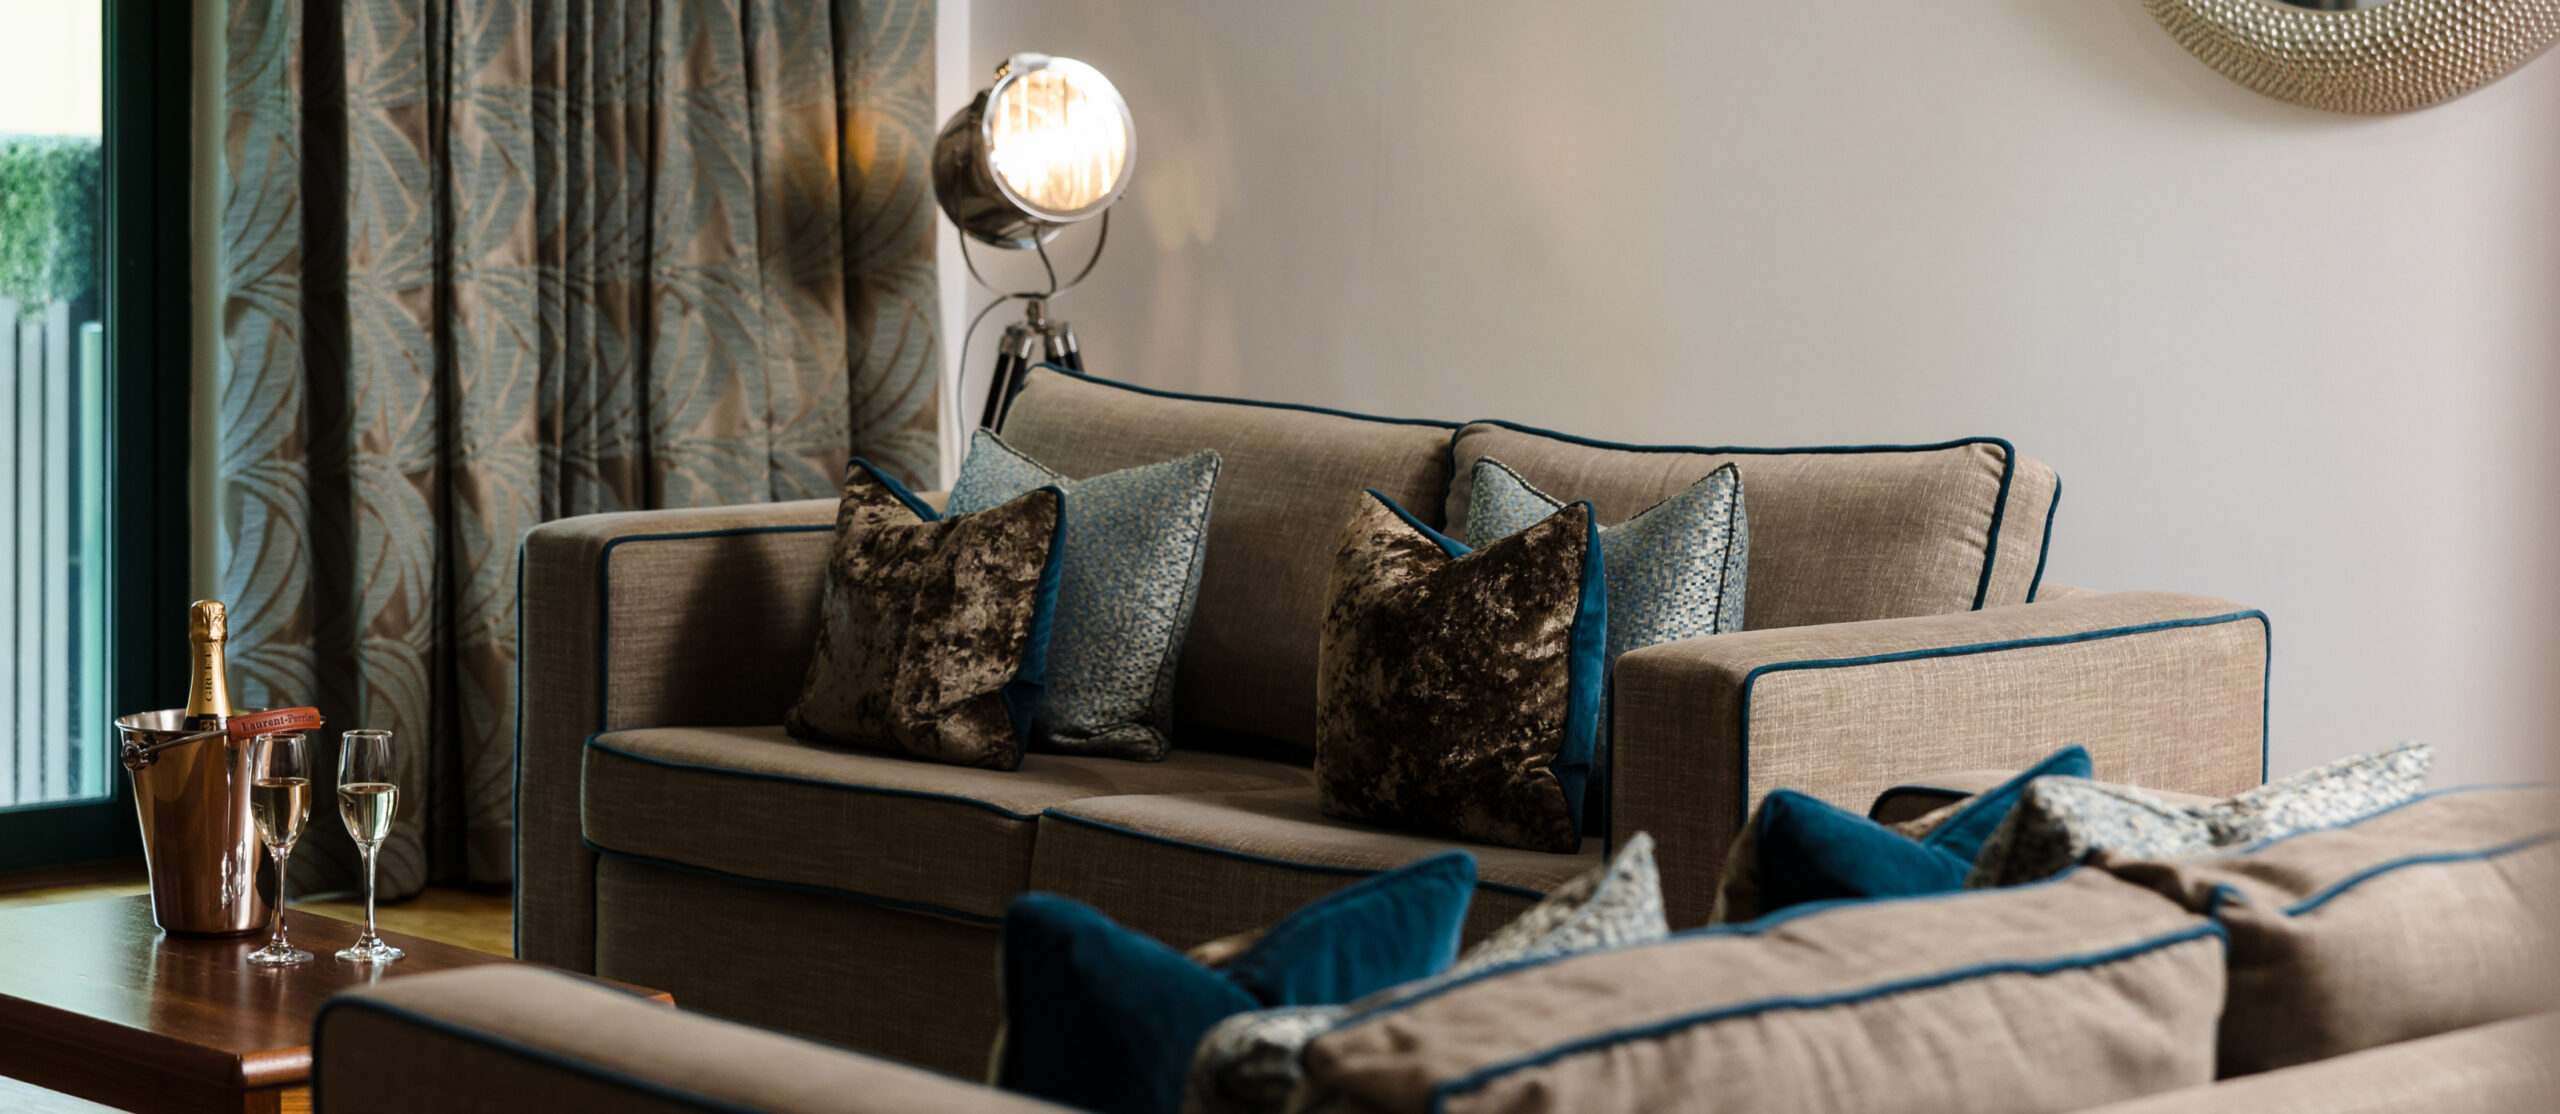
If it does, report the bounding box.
[998,367,1456,752]
[1444,423,2060,631]
[1301,868,2224,1114]
[2100,784,2560,1077]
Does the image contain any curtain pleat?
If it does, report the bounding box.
[216,0,940,894]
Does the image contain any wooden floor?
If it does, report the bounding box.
[0,864,514,1112]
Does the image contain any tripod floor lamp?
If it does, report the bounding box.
[931,53,1137,429]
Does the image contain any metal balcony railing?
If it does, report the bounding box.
[0,297,108,809]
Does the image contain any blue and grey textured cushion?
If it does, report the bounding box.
[1184,834,1670,1114]
[948,430,1221,761]
[1968,740,2434,888]
[1465,456,1747,652]
[1466,457,1745,832]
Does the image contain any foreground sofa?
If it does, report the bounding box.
[312,969,2558,1114]
[514,365,2271,1073]
[346,778,2560,1113]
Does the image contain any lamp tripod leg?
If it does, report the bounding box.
[979,351,1030,429]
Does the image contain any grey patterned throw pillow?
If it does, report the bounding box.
[1466,458,1746,834]
[1181,834,1669,1114]
[1465,458,1749,653]
[1967,741,2433,888]
[947,430,1220,761]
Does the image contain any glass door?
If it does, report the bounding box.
[0,0,189,872]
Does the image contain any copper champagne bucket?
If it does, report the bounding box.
[115,709,271,936]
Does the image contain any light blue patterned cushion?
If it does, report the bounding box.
[1967,740,2434,888]
[1465,457,1748,664]
[1465,457,1747,831]
[947,430,1220,760]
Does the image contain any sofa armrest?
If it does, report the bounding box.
[1612,591,2268,926]
[517,499,839,970]
[313,967,1064,1113]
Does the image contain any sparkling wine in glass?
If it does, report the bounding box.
[333,729,404,963]
[245,732,313,966]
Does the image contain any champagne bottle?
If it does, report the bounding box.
[183,600,234,732]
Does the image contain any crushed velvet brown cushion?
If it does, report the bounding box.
[1314,492,1605,854]
[784,460,1065,770]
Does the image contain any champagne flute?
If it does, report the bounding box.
[333,729,404,963]
[245,732,313,966]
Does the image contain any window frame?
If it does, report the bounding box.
[0,0,192,872]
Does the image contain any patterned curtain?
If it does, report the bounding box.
[214,0,940,896]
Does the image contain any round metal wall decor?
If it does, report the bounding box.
[2142,0,2560,114]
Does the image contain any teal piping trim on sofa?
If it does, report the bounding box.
[1448,421,2028,611]
[2260,613,2273,783]
[1013,362,1459,431]
[2286,833,2559,916]
[2027,478,2059,603]
[582,838,1005,926]
[583,735,1046,820]
[312,995,779,1114]
[1734,610,2273,830]
[1335,867,2106,1033]
[1040,809,1555,903]
[1423,921,2228,1113]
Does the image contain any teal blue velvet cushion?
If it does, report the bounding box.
[947,430,1221,760]
[1465,457,1746,834]
[1754,745,2093,914]
[998,851,1478,1114]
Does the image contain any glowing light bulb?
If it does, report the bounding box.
[931,54,1135,249]
[988,61,1130,217]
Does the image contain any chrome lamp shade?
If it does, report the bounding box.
[934,53,1136,428]
[932,53,1136,250]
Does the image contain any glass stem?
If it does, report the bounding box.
[361,843,379,939]
[267,847,289,946]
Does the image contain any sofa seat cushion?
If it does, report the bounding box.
[1443,422,2060,631]
[1030,786,1600,949]
[581,726,1314,922]
[996,366,1458,754]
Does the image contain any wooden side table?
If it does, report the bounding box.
[0,896,670,1113]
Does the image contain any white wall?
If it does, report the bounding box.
[960,1,2560,784]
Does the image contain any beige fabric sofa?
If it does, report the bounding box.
[514,366,2270,1074]
[310,968,2559,1113]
